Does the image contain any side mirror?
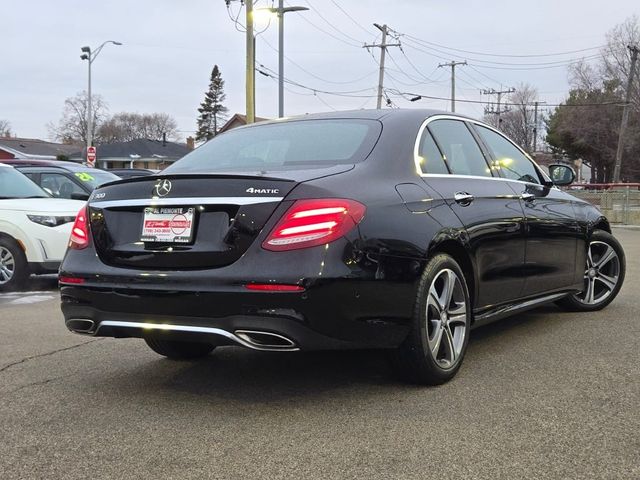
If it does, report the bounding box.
[548,164,576,186]
[70,192,90,201]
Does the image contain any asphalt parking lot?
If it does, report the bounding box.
[1,228,638,480]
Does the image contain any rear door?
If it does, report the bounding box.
[418,118,527,309]
[472,124,579,295]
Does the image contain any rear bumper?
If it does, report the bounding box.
[60,281,414,351]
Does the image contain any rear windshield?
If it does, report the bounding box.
[165,119,381,173]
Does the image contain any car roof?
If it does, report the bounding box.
[0,159,92,172]
[233,108,473,131]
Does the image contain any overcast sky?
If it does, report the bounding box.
[1,0,638,141]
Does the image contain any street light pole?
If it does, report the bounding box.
[270,1,308,118]
[80,40,122,155]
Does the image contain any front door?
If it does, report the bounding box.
[471,123,579,296]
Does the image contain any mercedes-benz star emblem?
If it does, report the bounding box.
[153,179,172,197]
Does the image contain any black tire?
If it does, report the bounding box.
[556,230,625,312]
[144,337,216,360]
[0,236,29,292]
[390,253,471,385]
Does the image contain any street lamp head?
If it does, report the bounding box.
[80,54,89,61]
[282,6,309,13]
[111,41,123,46]
[81,46,91,53]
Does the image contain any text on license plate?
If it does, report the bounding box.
[141,207,195,243]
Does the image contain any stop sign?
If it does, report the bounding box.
[87,146,97,167]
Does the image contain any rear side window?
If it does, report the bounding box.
[428,120,492,177]
[166,119,382,173]
[417,129,449,174]
[475,126,541,184]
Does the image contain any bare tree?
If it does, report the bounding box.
[98,112,180,143]
[547,16,640,182]
[0,119,11,137]
[600,15,640,112]
[48,91,108,144]
[484,84,539,152]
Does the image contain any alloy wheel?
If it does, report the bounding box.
[426,268,468,369]
[0,246,16,285]
[575,240,621,305]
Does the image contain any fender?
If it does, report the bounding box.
[0,220,42,263]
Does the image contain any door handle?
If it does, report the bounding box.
[521,192,535,202]
[454,192,475,206]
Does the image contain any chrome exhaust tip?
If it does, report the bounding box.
[234,330,297,349]
[66,318,95,333]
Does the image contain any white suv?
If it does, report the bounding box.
[0,164,84,290]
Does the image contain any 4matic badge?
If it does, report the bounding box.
[246,187,280,194]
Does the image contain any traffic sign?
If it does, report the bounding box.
[87,146,97,167]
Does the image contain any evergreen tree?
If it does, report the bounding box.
[196,65,229,141]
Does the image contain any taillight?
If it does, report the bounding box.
[263,198,366,251]
[69,205,89,250]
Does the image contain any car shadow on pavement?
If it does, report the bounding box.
[104,304,576,401]
[132,348,405,403]
[469,304,568,343]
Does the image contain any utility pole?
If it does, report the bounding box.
[364,24,401,109]
[482,87,516,129]
[245,0,255,124]
[438,61,467,112]
[532,101,546,152]
[612,44,639,183]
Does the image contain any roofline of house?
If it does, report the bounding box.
[0,145,63,160]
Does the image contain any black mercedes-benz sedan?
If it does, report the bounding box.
[60,109,625,384]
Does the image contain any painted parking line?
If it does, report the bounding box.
[0,291,57,306]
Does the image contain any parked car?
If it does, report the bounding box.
[59,110,625,384]
[107,168,158,179]
[0,160,119,200]
[0,164,84,290]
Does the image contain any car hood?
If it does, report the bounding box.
[0,198,85,213]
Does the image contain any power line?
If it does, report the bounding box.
[400,37,603,70]
[328,0,372,36]
[257,64,378,97]
[290,7,362,48]
[468,64,502,85]
[388,89,628,108]
[403,33,604,58]
[258,36,378,85]
[295,0,365,46]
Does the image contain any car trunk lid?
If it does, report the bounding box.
[88,167,351,269]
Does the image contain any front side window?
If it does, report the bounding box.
[416,128,449,174]
[40,173,85,199]
[476,126,541,184]
[428,120,492,177]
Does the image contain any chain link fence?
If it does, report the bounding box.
[569,188,640,225]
